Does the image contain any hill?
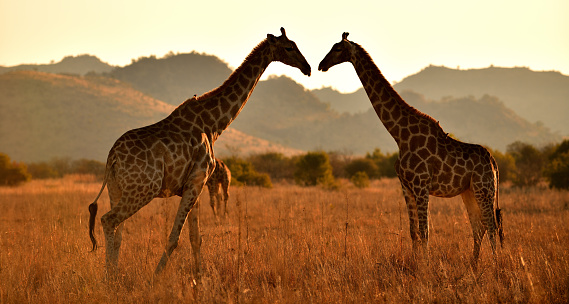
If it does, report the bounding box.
[1,54,562,159]
[0,54,114,75]
[306,87,558,152]
[311,87,370,114]
[0,71,300,162]
[393,65,569,135]
[109,52,232,105]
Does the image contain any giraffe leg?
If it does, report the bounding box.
[101,195,151,274]
[155,174,206,275]
[188,198,202,277]
[461,189,485,267]
[415,192,431,255]
[222,184,230,218]
[215,185,223,218]
[208,183,220,224]
[472,179,499,265]
[476,193,498,256]
[401,184,420,253]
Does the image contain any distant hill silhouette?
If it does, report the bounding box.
[1,53,563,161]
[0,71,299,162]
[308,86,559,152]
[0,54,114,75]
[393,65,569,135]
[109,52,232,105]
[312,87,370,114]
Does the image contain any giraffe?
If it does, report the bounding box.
[318,33,503,265]
[205,157,231,221]
[88,27,311,276]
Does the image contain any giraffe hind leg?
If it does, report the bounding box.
[461,189,486,267]
[101,195,151,274]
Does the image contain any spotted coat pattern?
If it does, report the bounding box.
[318,33,503,264]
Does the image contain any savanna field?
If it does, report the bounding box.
[1,175,568,303]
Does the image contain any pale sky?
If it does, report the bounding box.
[1,0,568,93]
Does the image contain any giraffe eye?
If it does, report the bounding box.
[285,47,294,51]
[334,48,342,52]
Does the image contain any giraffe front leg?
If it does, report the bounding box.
[155,194,196,274]
[415,193,430,255]
[401,185,420,254]
[188,200,202,278]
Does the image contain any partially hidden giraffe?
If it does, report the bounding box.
[205,157,231,221]
[88,27,311,276]
[319,33,503,265]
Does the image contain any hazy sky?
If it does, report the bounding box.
[1,0,568,93]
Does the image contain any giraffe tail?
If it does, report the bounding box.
[88,157,113,252]
[493,157,504,248]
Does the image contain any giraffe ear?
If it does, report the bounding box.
[342,32,349,40]
[267,34,277,44]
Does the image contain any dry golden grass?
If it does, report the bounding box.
[1,175,568,303]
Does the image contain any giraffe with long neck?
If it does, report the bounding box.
[319,33,502,264]
[88,28,310,276]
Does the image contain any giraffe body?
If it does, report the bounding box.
[206,158,231,220]
[88,28,310,276]
[319,33,502,264]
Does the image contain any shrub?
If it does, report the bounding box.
[545,140,569,190]
[0,153,31,186]
[27,162,61,179]
[247,152,295,181]
[345,158,377,179]
[294,151,336,188]
[223,157,272,188]
[351,171,370,189]
[72,159,105,178]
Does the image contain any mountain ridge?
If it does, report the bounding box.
[1,54,564,161]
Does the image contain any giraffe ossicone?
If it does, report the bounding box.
[319,32,503,265]
[88,28,310,277]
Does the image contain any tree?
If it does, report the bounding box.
[294,151,336,188]
[0,153,31,186]
[545,140,569,190]
[507,141,545,187]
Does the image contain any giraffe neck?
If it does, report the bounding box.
[174,40,272,139]
[351,44,423,146]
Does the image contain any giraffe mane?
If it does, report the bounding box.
[352,42,441,126]
[194,39,270,102]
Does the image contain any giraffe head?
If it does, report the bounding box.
[318,32,355,72]
[267,27,311,76]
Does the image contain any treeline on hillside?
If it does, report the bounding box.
[3,139,568,190]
